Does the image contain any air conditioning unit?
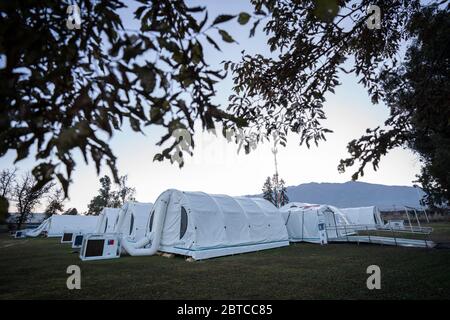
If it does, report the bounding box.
[61,231,74,243]
[79,233,121,261]
[71,233,85,249]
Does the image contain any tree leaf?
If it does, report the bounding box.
[212,14,236,26]
[238,12,251,25]
[206,35,221,51]
[218,29,234,43]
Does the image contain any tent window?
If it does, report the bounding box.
[149,211,155,232]
[104,218,108,233]
[180,206,188,239]
[129,214,134,235]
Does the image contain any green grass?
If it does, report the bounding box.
[1,223,450,300]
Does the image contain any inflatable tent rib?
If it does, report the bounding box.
[120,190,289,260]
[280,202,352,244]
[95,208,121,233]
[115,201,153,241]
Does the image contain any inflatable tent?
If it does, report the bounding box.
[79,202,153,260]
[95,208,121,233]
[71,208,121,248]
[25,217,51,237]
[121,189,289,260]
[280,202,352,244]
[26,215,99,238]
[81,190,289,261]
[340,206,383,229]
[115,202,153,241]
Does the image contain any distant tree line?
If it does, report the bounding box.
[0,168,136,228]
[87,175,136,215]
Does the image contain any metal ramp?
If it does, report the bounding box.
[331,235,435,248]
[326,224,435,249]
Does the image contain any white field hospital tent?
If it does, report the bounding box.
[79,202,153,260]
[71,208,122,248]
[115,202,153,241]
[25,217,51,237]
[280,202,352,244]
[26,215,99,237]
[340,206,383,229]
[119,189,289,260]
[95,208,121,233]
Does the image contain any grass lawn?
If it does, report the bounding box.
[1,223,450,300]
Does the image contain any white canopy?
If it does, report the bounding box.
[340,206,383,229]
[280,202,352,243]
[130,189,290,260]
[34,215,99,237]
[95,207,121,233]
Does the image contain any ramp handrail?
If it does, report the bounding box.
[324,224,434,248]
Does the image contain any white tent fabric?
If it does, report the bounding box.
[95,208,121,233]
[115,202,153,242]
[340,206,383,229]
[44,215,99,237]
[280,202,352,243]
[121,189,289,260]
[24,217,51,237]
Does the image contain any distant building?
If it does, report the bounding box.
[6,213,47,230]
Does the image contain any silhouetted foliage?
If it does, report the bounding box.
[0,168,17,222]
[262,174,289,207]
[2,0,448,206]
[338,5,450,207]
[262,176,275,205]
[0,0,252,195]
[227,0,424,148]
[87,174,135,214]
[63,207,78,215]
[45,188,65,217]
[279,178,289,207]
[12,172,54,229]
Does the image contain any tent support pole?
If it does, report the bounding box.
[332,210,339,238]
[301,212,304,242]
[391,225,398,246]
[404,207,413,231]
[413,209,421,228]
[424,208,430,223]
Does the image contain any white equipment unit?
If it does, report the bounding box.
[14,230,27,238]
[71,232,85,249]
[61,231,74,243]
[80,233,121,261]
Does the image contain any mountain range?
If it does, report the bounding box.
[251,181,425,209]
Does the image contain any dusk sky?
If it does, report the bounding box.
[0,1,421,212]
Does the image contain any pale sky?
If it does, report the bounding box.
[0,1,422,212]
